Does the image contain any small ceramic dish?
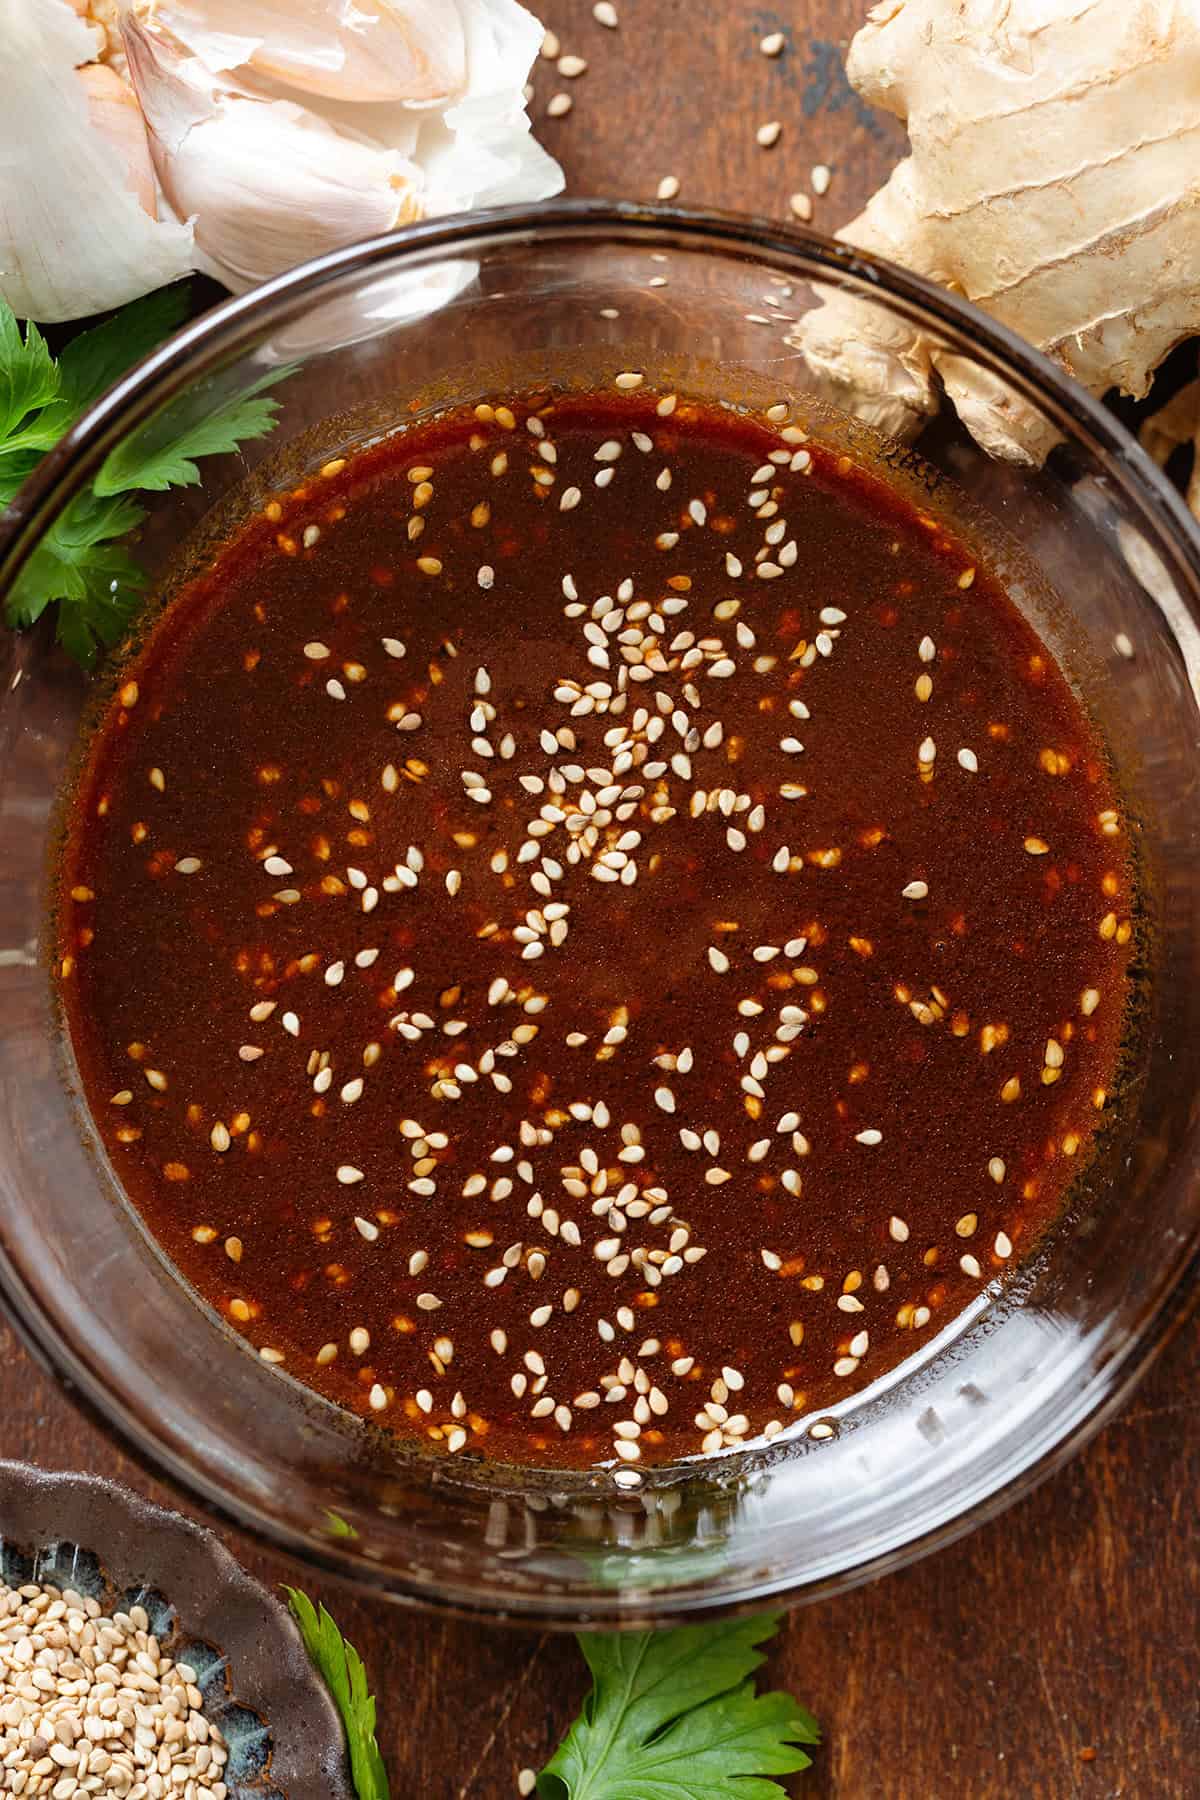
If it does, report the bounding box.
[0,1461,354,1799]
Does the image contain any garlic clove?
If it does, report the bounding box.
[141,0,469,106]
[338,0,565,215]
[76,63,156,215]
[124,11,424,290]
[0,0,193,322]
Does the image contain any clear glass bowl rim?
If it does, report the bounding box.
[2,198,1198,1621]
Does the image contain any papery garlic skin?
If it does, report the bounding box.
[418,0,562,213]
[124,11,424,288]
[0,0,193,322]
[77,63,156,214]
[145,0,469,105]
[67,0,122,59]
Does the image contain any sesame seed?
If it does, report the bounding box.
[760,30,785,54]
[756,120,782,147]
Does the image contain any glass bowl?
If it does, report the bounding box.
[1,201,1198,1627]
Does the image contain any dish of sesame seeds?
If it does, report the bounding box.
[0,1583,227,1799]
[54,386,1137,1483]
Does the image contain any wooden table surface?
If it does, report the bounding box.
[5,4,1198,1796]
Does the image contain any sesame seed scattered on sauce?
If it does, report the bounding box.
[55,389,1136,1483]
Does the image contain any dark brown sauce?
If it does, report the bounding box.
[55,390,1135,1481]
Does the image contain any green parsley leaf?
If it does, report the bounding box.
[55,283,191,420]
[0,448,46,508]
[538,1616,819,1800]
[6,488,148,666]
[94,364,289,496]
[0,310,68,457]
[0,287,288,666]
[284,1588,390,1800]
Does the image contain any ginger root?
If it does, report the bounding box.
[1139,368,1200,517]
[794,0,1200,488]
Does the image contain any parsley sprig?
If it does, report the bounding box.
[0,286,285,666]
[286,1587,817,1800]
[285,1589,390,1800]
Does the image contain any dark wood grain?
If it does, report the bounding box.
[4,4,1198,1796]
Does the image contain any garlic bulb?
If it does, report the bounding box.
[123,14,425,288]
[0,0,560,323]
[0,0,193,322]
